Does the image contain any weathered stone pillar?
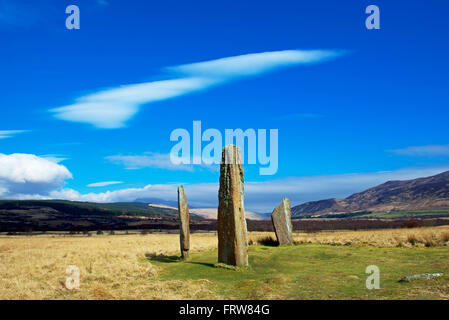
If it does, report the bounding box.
[178,185,190,259]
[217,145,248,267]
[271,197,293,245]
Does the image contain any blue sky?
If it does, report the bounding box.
[1,0,449,212]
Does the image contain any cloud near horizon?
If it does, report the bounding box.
[87,181,124,187]
[0,153,72,198]
[42,166,449,212]
[388,144,449,156]
[50,49,344,129]
[2,156,448,212]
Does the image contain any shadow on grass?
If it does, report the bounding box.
[145,253,217,270]
[145,253,181,263]
[187,261,216,268]
[256,236,279,247]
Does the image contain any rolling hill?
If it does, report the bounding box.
[292,170,449,218]
[0,200,205,232]
[0,200,180,218]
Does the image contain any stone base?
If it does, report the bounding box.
[181,250,189,259]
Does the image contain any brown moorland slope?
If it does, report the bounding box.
[292,170,449,217]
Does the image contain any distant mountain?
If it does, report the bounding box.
[189,208,265,220]
[292,170,449,218]
[145,204,266,220]
[134,198,179,208]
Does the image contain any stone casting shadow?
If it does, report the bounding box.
[145,253,216,268]
[186,261,216,268]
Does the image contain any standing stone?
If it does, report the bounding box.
[178,185,190,259]
[271,197,293,245]
[218,145,248,267]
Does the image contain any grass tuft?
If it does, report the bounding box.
[440,232,449,243]
[407,234,418,246]
[213,263,251,272]
[249,235,279,246]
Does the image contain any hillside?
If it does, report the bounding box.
[0,200,206,232]
[292,170,449,218]
[0,200,180,217]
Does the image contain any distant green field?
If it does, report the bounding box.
[360,210,449,219]
[149,244,449,299]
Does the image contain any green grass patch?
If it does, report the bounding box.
[148,244,449,299]
[360,210,449,218]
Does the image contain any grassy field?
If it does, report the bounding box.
[0,226,448,300]
[358,210,449,218]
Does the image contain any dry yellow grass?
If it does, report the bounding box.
[0,233,219,300]
[249,225,449,248]
[1,226,448,300]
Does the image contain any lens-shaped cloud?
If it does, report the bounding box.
[50,49,344,129]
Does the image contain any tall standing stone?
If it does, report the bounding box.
[271,197,293,245]
[178,185,190,259]
[218,145,248,267]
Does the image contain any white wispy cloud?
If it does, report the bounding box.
[50,49,344,129]
[48,184,177,204]
[106,153,194,171]
[167,50,342,79]
[0,130,28,139]
[105,152,217,172]
[88,181,124,187]
[51,78,213,129]
[39,154,69,163]
[388,144,449,156]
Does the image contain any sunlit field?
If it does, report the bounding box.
[253,225,449,248]
[1,227,448,300]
